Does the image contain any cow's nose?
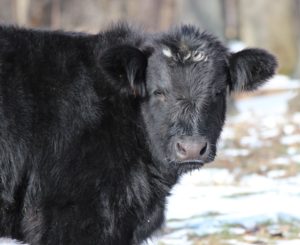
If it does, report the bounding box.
[175,138,209,161]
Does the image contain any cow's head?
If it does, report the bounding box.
[100,25,277,173]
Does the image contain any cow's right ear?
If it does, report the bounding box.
[229,48,277,92]
[100,45,151,98]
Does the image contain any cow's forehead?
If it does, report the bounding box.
[148,26,229,92]
[147,58,227,99]
[161,46,228,87]
[156,25,228,61]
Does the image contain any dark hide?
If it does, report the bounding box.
[0,24,277,245]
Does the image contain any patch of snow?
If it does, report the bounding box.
[156,171,300,244]
[281,135,300,145]
[259,165,268,172]
[260,75,300,91]
[267,170,286,178]
[239,174,276,188]
[226,239,253,245]
[261,128,280,139]
[261,116,286,130]
[292,113,300,124]
[240,136,263,148]
[287,147,298,155]
[162,172,300,234]
[243,235,267,243]
[223,148,250,157]
[221,127,236,140]
[267,224,284,236]
[235,91,297,119]
[283,124,296,135]
[178,168,236,186]
[228,40,246,52]
[291,155,300,163]
[285,174,300,185]
[276,240,300,245]
[228,227,246,235]
[272,157,290,166]
[152,229,193,245]
[0,238,28,245]
[247,127,258,137]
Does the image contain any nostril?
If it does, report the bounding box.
[176,142,187,156]
[199,142,208,156]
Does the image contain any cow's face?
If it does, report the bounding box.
[142,35,228,170]
[141,26,277,172]
[100,25,277,173]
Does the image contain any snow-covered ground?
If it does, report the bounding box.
[151,75,300,245]
[0,238,28,245]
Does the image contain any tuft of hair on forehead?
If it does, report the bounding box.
[158,25,228,63]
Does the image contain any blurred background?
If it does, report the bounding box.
[1,1,300,244]
[1,0,300,76]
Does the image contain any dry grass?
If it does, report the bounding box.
[189,221,300,245]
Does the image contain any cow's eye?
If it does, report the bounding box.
[153,89,167,101]
[153,89,165,96]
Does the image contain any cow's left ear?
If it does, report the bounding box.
[229,48,277,92]
[100,45,151,98]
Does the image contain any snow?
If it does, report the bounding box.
[166,172,300,222]
[228,40,246,52]
[267,169,286,178]
[276,240,300,245]
[0,238,28,245]
[261,75,300,91]
[281,135,300,145]
[292,113,300,123]
[283,124,296,135]
[235,91,296,118]
[292,155,300,163]
[152,172,300,244]
[272,157,291,165]
[226,239,253,245]
[288,147,298,155]
[271,155,300,165]
[223,148,250,157]
[261,128,280,139]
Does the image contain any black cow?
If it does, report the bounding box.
[0,24,277,245]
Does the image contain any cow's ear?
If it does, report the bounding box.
[100,45,150,98]
[229,48,277,92]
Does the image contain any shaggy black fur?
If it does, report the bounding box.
[0,23,277,245]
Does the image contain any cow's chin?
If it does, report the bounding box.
[165,158,208,175]
[176,161,205,175]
